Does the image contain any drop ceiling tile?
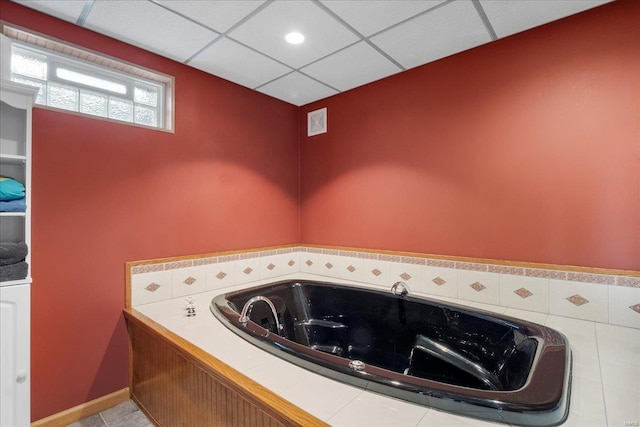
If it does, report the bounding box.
[83,0,219,63]
[319,0,446,37]
[156,0,266,33]
[188,37,292,89]
[257,72,338,106]
[480,0,613,38]
[301,41,400,92]
[228,0,360,69]
[12,0,86,24]
[370,0,492,70]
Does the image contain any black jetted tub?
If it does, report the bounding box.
[210,280,571,426]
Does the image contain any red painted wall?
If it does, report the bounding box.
[2,0,639,422]
[300,0,640,271]
[0,1,300,421]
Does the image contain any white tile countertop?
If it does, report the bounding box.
[133,274,640,427]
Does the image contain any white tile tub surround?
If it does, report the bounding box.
[423,265,458,298]
[205,260,236,291]
[130,269,172,305]
[170,264,206,298]
[127,245,640,330]
[132,275,640,427]
[389,257,427,293]
[549,279,609,324]
[499,274,550,313]
[277,251,300,277]
[328,391,428,427]
[456,270,501,305]
[339,255,366,282]
[234,254,261,284]
[609,285,640,329]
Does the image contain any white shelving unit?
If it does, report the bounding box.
[0,79,37,427]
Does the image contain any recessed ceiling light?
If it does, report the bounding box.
[285,32,305,44]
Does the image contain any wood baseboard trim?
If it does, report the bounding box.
[31,388,130,427]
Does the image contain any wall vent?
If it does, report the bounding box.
[307,107,327,136]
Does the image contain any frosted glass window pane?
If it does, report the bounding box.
[47,83,78,111]
[80,91,108,117]
[108,98,133,122]
[134,83,158,107]
[11,47,47,80]
[10,76,46,105]
[134,105,157,127]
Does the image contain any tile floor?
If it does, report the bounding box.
[67,400,153,427]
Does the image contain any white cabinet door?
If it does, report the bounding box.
[0,283,30,427]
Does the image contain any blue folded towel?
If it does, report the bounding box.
[0,197,26,212]
[0,176,25,201]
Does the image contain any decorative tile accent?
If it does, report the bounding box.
[567,294,589,306]
[514,288,533,299]
[499,275,549,313]
[193,257,217,266]
[470,282,486,292]
[379,254,401,262]
[145,283,161,292]
[550,279,607,322]
[401,256,426,265]
[240,252,258,260]
[457,262,488,272]
[488,265,524,275]
[432,277,446,286]
[164,260,193,270]
[128,245,639,329]
[131,264,164,274]
[567,272,615,285]
[323,249,340,256]
[358,252,378,260]
[426,259,456,268]
[525,269,566,280]
[616,276,640,288]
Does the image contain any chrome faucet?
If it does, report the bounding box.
[238,296,283,335]
[391,281,410,297]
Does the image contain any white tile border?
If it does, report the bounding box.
[127,245,640,329]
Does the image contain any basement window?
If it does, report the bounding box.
[1,24,174,132]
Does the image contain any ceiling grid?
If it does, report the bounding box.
[12,0,613,106]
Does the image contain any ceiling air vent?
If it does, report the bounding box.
[307,107,327,137]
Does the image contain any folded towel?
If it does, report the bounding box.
[0,197,26,212]
[0,242,28,265]
[0,261,28,281]
[0,176,25,201]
